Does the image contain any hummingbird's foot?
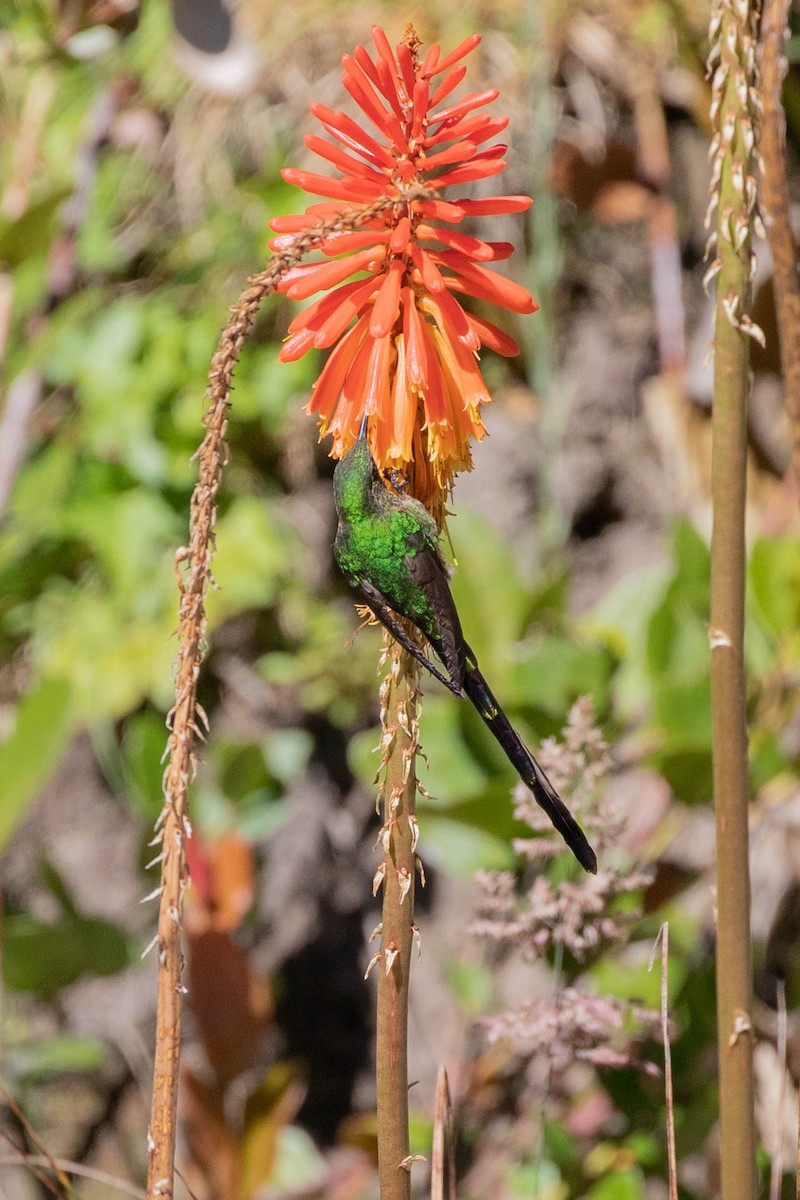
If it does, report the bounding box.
[383,466,409,494]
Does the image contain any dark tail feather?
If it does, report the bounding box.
[462,662,597,874]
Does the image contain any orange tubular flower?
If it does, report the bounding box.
[272,24,537,509]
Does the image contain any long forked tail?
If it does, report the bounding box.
[462,658,597,874]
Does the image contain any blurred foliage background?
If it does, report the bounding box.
[1,0,800,1197]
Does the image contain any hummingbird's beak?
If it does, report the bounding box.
[357,410,369,440]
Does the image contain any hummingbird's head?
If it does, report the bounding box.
[333,414,381,517]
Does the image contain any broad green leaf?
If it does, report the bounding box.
[256,1126,327,1199]
[30,583,176,719]
[7,1034,107,1081]
[653,678,712,745]
[650,746,712,807]
[0,677,73,852]
[3,912,130,998]
[445,960,493,1014]
[206,496,291,621]
[122,710,169,820]
[420,813,515,876]
[586,1167,646,1200]
[507,1158,563,1199]
[749,535,800,638]
[584,560,673,718]
[669,520,711,603]
[0,187,71,265]
[449,508,529,667]
[588,943,687,1011]
[509,633,615,718]
[412,697,490,804]
[263,728,313,785]
[240,1063,307,1200]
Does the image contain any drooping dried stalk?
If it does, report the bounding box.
[768,980,787,1200]
[431,1066,455,1200]
[705,0,759,1196]
[649,924,677,1200]
[367,636,422,1200]
[146,186,434,1200]
[759,0,800,486]
[0,1081,73,1197]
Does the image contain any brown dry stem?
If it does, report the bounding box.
[0,1081,73,1197]
[373,636,421,1200]
[759,0,800,487]
[146,185,434,1200]
[431,1066,455,1200]
[650,924,677,1200]
[707,0,759,1194]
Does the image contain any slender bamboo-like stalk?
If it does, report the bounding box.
[146,187,433,1200]
[706,1,759,1196]
[650,924,678,1200]
[431,1067,455,1200]
[759,0,800,485]
[370,636,421,1200]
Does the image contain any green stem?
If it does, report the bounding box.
[708,0,758,1194]
[375,638,419,1200]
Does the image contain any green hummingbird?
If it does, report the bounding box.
[333,415,597,874]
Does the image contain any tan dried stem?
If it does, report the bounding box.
[0,1155,145,1200]
[371,635,421,1200]
[769,980,787,1200]
[146,184,435,1200]
[706,0,759,1194]
[431,1066,455,1200]
[0,1081,73,1197]
[758,0,800,488]
[650,924,678,1200]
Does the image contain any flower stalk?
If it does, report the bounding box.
[273,25,538,1195]
[146,192,429,1200]
[705,0,759,1194]
[758,0,800,486]
[371,637,421,1200]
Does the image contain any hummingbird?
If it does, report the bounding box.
[333,415,597,874]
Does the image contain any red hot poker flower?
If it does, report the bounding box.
[272,25,537,507]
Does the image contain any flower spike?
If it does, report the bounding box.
[274,25,536,507]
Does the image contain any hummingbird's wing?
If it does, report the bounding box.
[356,579,463,696]
[404,534,466,690]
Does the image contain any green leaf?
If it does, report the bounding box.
[0,677,73,852]
[650,745,712,807]
[122,710,169,820]
[587,1168,646,1200]
[584,566,672,720]
[0,187,71,265]
[3,912,130,998]
[749,535,800,638]
[420,813,515,876]
[206,497,291,621]
[263,728,313,785]
[449,508,529,666]
[412,698,490,803]
[653,678,712,745]
[669,520,711,603]
[588,942,687,1011]
[445,960,493,1014]
[7,1034,107,1081]
[509,633,615,718]
[256,1126,326,1199]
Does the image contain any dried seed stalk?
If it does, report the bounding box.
[706,0,759,1195]
[146,186,434,1200]
[371,635,421,1200]
[758,0,800,485]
